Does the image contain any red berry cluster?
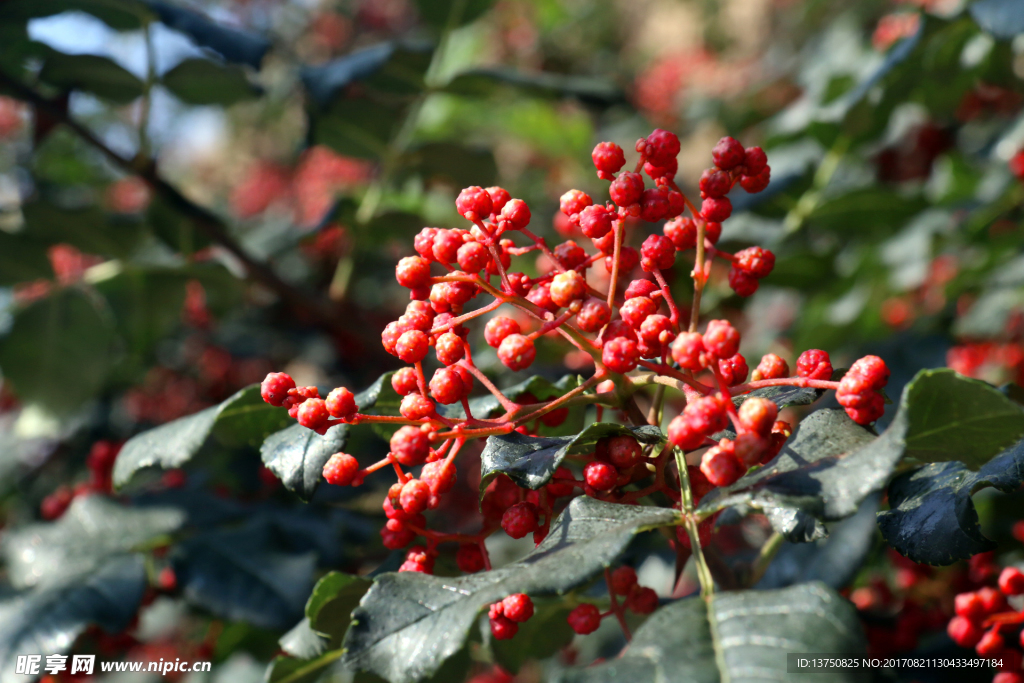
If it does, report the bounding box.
[488,593,534,640]
[948,568,1024,681]
[257,128,893,645]
[566,566,658,635]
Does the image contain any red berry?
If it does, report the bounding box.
[947,615,984,648]
[606,435,642,469]
[456,544,485,573]
[297,398,330,430]
[502,501,540,539]
[1000,567,1024,596]
[849,355,890,390]
[668,414,705,450]
[620,296,657,329]
[754,353,789,380]
[640,234,675,272]
[701,196,732,223]
[325,387,357,419]
[490,614,518,640]
[684,395,729,435]
[641,129,680,167]
[498,334,536,372]
[609,566,638,595]
[609,172,644,207]
[499,198,531,231]
[639,187,670,223]
[718,353,748,386]
[456,186,493,222]
[546,467,577,497]
[663,217,696,251]
[390,426,430,466]
[576,298,611,333]
[431,230,463,264]
[554,240,588,269]
[322,453,358,485]
[592,141,626,179]
[507,271,532,296]
[397,479,429,515]
[703,319,740,359]
[455,241,489,274]
[704,220,722,244]
[624,279,659,300]
[396,330,429,364]
[976,628,1004,657]
[578,204,614,239]
[527,281,560,312]
[560,189,592,218]
[540,407,569,427]
[644,157,678,181]
[414,228,439,261]
[733,433,767,467]
[606,245,640,275]
[600,319,637,344]
[381,525,416,550]
[584,461,618,491]
[502,593,534,623]
[954,592,986,621]
[602,336,639,373]
[396,256,431,288]
[712,136,745,170]
[435,332,465,366]
[391,367,419,396]
[429,367,465,405]
[994,674,1024,683]
[567,604,602,635]
[626,586,658,614]
[978,586,1007,614]
[796,349,832,380]
[639,314,672,346]
[738,397,778,436]
[700,442,745,487]
[728,266,759,297]
[744,147,768,175]
[400,393,434,420]
[550,270,587,307]
[671,332,706,371]
[734,247,775,279]
[699,168,732,198]
[484,316,521,348]
[740,166,771,193]
[261,372,296,406]
[484,186,510,213]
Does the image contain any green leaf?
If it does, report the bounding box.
[22,201,145,259]
[551,583,866,683]
[266,650,344,683]
[479,423,664,495]
[415,0,494,29]
[161,58,262,106]
[113,385,290,490]
[301,41,432,107]
[261,373,395,501]
[310,98,403,160]
[895,369,1024,469]
[39,51,144,104]
[0,231,52,286]
[492,602,574,674]
[0,496,183,588]
[444,67,624,107]
[807,188,929,237]
[699,369,1024,536]
[0,287,115,414]
[0,0,151,31]
[143,0,270,68]
[0,556,148,683]
[146,194,213,253]
[307,572,372,648]
[342,498,678,683]
[399,142,497,190]
[878,437,1024,565]
[732,383,826,410]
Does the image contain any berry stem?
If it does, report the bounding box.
[635,361,715,396]
[689,220,706,334]
[429,299,503,335]
[730,377,841,394]
[674,448,715,597]
[606,220,624,310]
[511,373,604,425]
[651,267,681,328]
[457,359,518,413]
[604,567,633,642]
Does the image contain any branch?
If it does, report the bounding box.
[0,69,349,337]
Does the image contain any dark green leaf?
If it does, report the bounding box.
[146,194,213,253]
[895,369,1024,469]
[310,98,402,160]
[174,519,317,631]
[699,369,1024,536]
[444,67,624,107]
[877,437,1024,565]
[732,384,826,410]
[161,58,262,106]
[142,0,270,68]
[0,0,151,31]
[307,572,372,648]
[552,583,866,683]
[479,423,664,495]
[301,41,432,107]
[807,188,929,236]
[0,556,148,683]
[0,287,115,414]
[342,497,678,683]
[114,385,290,490]
[261,373,395,500]
[266,651,344,683]
[399,142,496,189]
[0,231,51,286]
[492,602,574,674]
[22,201,145,259]
[39,51,144,104]
[0,496,183,588]
[415,0,494,29]
[970,0,1024,39]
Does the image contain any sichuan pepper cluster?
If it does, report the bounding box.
[259,130,890,639]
